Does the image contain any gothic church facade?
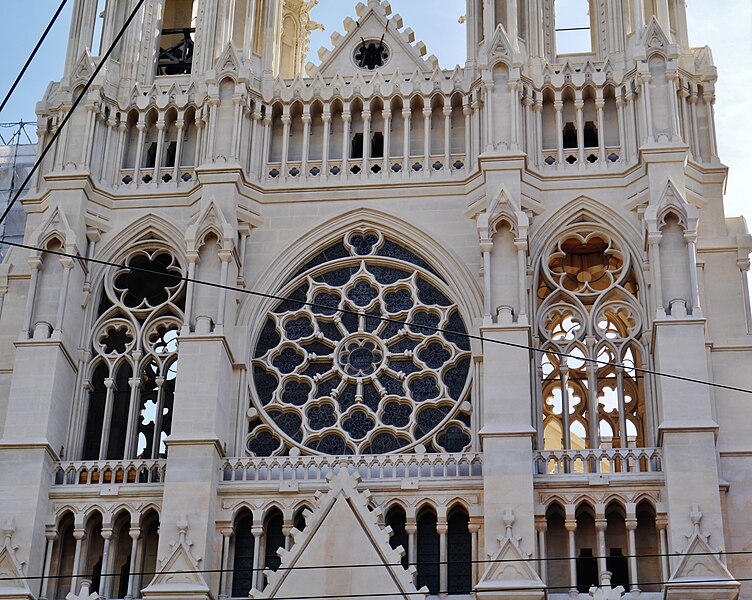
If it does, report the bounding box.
[0,0,751,599]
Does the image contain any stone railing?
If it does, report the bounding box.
[53,459,167,486]
[222,452,482,483]
[534,448,663,476]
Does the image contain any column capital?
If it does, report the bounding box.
[625,519,638,531]
[436,524,449,535]
[129,527,142,540]
[564,519,577,533]
[101,528,114,541]
[73,528,87,541]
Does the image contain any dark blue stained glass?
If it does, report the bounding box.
[301,340,334,356]
[295,242,350,276]
[350,233,379,255]
[447,508,472,594]
[316,319,343,341]
[379,320,404,342]
[437,424,471,452]
[347,281,378,307]
[342,410,375,439]
[300,361,332,379]
[272,347,304,374]
[365,432,408,454]
[231,513,255,597]
[338,384,357,411]
[416,511,440,593]
[253,366,278,405]
[384,288,414,313]
[281,380,311,406]
[377,239,440,277]
[284,316,313,340]
[307,403,337,430]
[409,311,441,336]
[378,373,404,395]
[362,383,381,412]
[254,319,281,358]
[444,309,471,351]
[382,401,411,427]
[416,278,451,306]
[418,342,451,369]
[312,292,340,316]
[273,284,309,314]
[316,267,357,287]
[367,265,411,284]
[267,410,303,441]
[310,434,349,455]
[247,429,280,456]
[388,335,419,353]
[364,308,382,333]
[340,310,359,334]
[316,375,341,397]
[388,359,420,375]
[415,405,451,438]
[409,375,440,402]
[442,358,470,400]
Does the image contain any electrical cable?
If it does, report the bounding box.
[1,237,750,397]
[0,0,70,115]
[3,548,751,581]
[0,0,147,227]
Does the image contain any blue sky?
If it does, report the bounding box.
[0,0,749,225]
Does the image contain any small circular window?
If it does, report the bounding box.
[353,39,390,70]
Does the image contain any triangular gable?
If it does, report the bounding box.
[665,533,739,599]
[643,178,699,233]
[488,24,522,66]
[0,522,33,600]
[309,0,437,78]
[28,204,79,256]
[476,534,544,598]
[185,199,236,254]
[251,471,426,600]
[142,517,210,600]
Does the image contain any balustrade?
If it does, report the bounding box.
[54,459,166,486]
[222,452,482,483]
[534,448,662,476]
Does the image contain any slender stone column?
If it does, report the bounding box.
[704,94,719,159]
[554,97,564,165]
[53,259,74,337]
[560,360,571,451]
[362,109,372,174]
[626,518,640,593]
[469,522,480,587]
[382,108,392,173]
[98,378,116,460]
[685,232,702,316]
[301,109,311,174]
[71,528,87,594]
[595,95,606,163]
[616,96,627,161]
[422,106,432,171]
[484,82,495,151]
[402,108,411,172]
[100,528,113,598]
[463,102,472,167]
[688,89,701,158]
[657,517,669,584]
[574,96,585,166]
[595,519,608,582]
[406,521,417,584]
[132,120,146,184]
[39,531,58,600]
[533,99,543,166]
[480,240,493,322]
[535,518,547,583]
[173,118,185,182]
[321,110,331,177]
[21,255,41,338]
[648,233,666,317]
[219,527,233,600]
[565,518,577,595]
[341,111,351,174]
[125,527,141,600]
[280,110,291,175]
[443,103,452,168]
[152,118,165,181]
[251,525,263,591]
[261,114,272,176]
[437,521,448,599]
[250,109,262,176]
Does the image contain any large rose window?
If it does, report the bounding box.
[249,230,472,456]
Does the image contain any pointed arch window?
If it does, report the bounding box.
[80,246,185,460]
[536,228,649,455]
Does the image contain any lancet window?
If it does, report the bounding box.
[535,226,649,452]
[249,229,472,456]
[80,245,185,461]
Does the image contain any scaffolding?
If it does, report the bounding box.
[0,120,35,260]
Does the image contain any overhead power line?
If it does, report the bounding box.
[0,0,147,226]
[0,0,70,115]
[1,237,751,397]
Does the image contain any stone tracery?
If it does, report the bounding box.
[250,229,472,456]
[536,226,648,451]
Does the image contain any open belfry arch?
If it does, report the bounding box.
[0,1,750,600]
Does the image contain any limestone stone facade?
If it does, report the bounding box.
[0,0,751,599]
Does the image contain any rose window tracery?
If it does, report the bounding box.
[249,230,472,456]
